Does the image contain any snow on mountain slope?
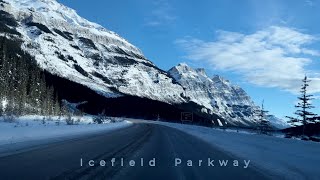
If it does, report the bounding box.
[0,0,288,127]
[168,63,287,128]
[266,115,289,129]
[1,0,186,103]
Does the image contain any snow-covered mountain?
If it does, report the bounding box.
[168,63,288,128]
[0,0,287,128]
[266,115,289,129]
[1,0,186,104]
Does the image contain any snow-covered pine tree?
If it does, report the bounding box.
[0,35,6,116]
[53,94,61,116]
[0,35,8,116]
[40,73,49,116]
[46,85,55,117]
[16,55,28,115]
[6,53,17,116]
[286,75,317,136]
[29,68,42,114]
[0,100,3,116]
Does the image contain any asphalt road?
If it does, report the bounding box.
[0,122,273,180]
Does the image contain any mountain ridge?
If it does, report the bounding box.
[0,0,288,128]
[1,0,187,104]
[168,63,288,128]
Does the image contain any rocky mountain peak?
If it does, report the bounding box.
[168,63,287,128]
[212,75,230,85]
[195,68,207,76]
[0,0,287,128]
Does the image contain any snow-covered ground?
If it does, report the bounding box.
[150,121,320,180]
[0,116,132,156]
[1,116,318,179]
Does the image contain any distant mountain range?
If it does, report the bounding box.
[0,0,288,128]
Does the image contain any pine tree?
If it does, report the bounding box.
[286,75,317,136]
[53,94,61,116]
[0,36,5,116]
[46,85,54,116]
[0,99,3,116]
[258,100,271,134]
[29,68,41,114]
[0,35,8,115]
[16,55,28,116]
[39,73,48,115]
[6,54,17,116]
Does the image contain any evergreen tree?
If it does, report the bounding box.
[286,75,317,136]
[29,68,42,113]
[0,36,6,116]
[6,54,17,116]
[40,74,48,115]
[259,100,271,134]
[0,35,8,115]
[53,94,61,116]
[46,85,54,116]
[0,99,3,116]
[16,55,28,115]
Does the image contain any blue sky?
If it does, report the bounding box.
[58,0,320,119]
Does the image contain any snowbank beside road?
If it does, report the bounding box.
[152,121,320,180]
[0,116,132,156]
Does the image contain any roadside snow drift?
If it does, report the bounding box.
[0,116,132,156]
[153,121,320,180]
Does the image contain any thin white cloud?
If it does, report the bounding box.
[305,0,314,6]
[176,26,320,94]
[145,0,176,27]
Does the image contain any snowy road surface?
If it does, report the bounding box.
[0,122,273,180]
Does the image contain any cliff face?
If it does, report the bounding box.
[0,0,287,128]
[168,63,260,126]
[1,0,186,104]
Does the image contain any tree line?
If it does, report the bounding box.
[0,35,62,118]
[255,75,320,137]
[286,75,320,137]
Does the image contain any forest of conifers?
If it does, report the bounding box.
[0,36,61,117]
